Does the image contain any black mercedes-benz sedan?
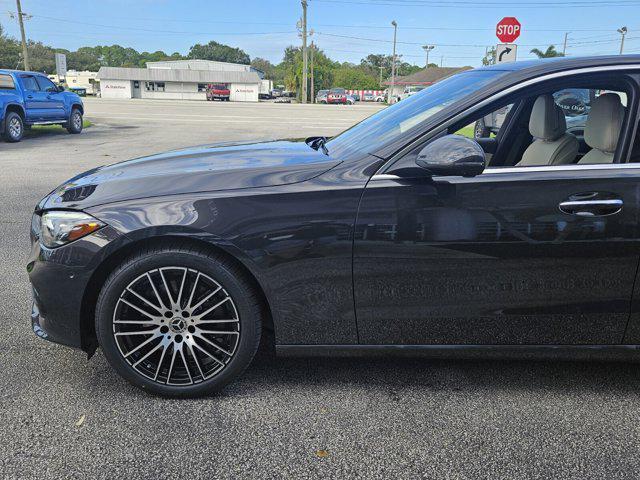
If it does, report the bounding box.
[28,56,640,397]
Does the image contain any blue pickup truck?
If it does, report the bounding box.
[0,69,84,143]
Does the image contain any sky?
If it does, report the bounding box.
[0,0,639,67]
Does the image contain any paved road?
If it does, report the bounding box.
[2,99,640,479]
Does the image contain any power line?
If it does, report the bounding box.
[312,0,640,6]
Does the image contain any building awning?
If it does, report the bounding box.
[97,66,261,84]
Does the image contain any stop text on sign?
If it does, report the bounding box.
[496,17,522,43]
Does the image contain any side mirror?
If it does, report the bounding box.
[56,85,65,93]
[415,134,486,178]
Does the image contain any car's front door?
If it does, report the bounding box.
[35,76,66,120]
[353,162,640,346]
[19,74,46,122]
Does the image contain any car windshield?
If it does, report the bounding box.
[327,69,508,157]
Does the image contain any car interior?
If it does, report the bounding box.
[450,74,637,168]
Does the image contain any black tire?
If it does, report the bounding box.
[3,111,24,142]
[95,243,263,398]
[66,108,83,134]
[474,119,491,139]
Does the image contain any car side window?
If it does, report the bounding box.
[20,75,41,92]
[455,104,514,140]
[0,74,15,90]
[36,76,58,93]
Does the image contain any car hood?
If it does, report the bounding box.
[38,140,340,210]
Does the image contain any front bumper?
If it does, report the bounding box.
[27,224,125,351]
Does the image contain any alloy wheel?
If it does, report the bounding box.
[112,267,240,386]
[8,117,22,139]
[72,112,82,130]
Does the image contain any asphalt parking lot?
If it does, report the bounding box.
[3,98,640,479]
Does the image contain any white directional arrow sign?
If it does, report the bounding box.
[496,44,517,64]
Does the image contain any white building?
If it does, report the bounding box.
[97,60,262,102]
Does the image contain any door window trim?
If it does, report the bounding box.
[380,64,640,175]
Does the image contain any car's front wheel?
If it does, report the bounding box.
[3,111,24,142]
[95,244,263,397]
[66,108,83,134]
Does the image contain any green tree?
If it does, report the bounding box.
[0,23,21,69]
[530,45,564,58]
[251,57,274,78]
[482,46,497,66]
[188,41,250,64]
[333,67,379,89]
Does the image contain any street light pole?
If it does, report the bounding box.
[15,0,30,71]
[301,0,308,103]
[562,32,569,55]
[422,45,434,68]
[388,20,397,104]
[618,27,628,55]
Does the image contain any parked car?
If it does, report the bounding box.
[350,93,361,102]
[346,95,356,105]
[398,85,425,101]
[270,88,283,98]
[206,84,230,101]
[0,69,84,143]
[363,92,375,102]
[316,89,329,103]
[27,55,640,397]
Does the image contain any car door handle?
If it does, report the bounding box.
[559,199,623,216]
[27,95,33,99]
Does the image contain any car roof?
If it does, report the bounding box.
[0,69,47,76]
[475,54,640,74]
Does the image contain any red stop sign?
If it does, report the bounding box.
[496,17,521,43]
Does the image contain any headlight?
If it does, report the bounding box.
[40,211,105,248]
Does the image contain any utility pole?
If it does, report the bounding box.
[15,0,30,71]
[422,45,434,68]
[388,20,397,105]
[440,55,443,67]
[301,0,309,103]
[310,41,315,103]
[562,32,569,55]
[618,27,628,54]
[379,66,384,87]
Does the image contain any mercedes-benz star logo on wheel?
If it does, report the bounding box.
[170,318,186,333]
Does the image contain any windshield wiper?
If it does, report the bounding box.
[305,136,329,155]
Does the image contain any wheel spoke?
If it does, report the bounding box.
[114,319,159,325]
[186,273,201,309]
[153,343,169,381]
[127,287,163,313]
[190,285,222,312]
[124,332,161,358]
[115,330,157,336]
[187,342,206,380]
[133,341,164,368]
[192,342,225,367]
[176,269,188,308]
[146,272,167,310]
[119,298,161,321]
[197,330,239,336]
[159,268,176,308]
[194,319,239,325]
[180,349,193,384]
[166,345,178,384]
[194,332,233,356]
[194,296,230,319]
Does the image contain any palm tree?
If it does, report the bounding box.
[530,45,565,58]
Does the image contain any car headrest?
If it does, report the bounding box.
[585,93,625,153]
[529,95,567,141]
